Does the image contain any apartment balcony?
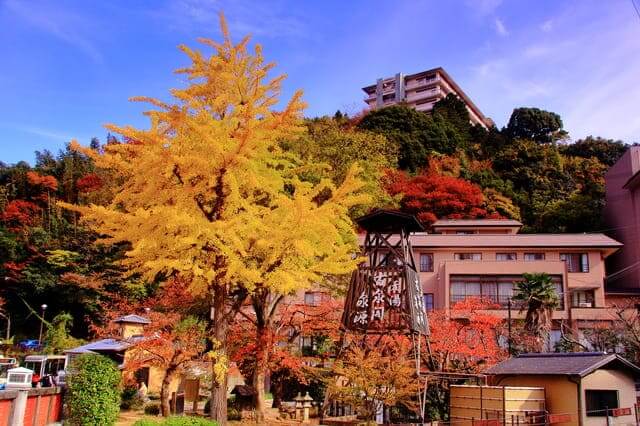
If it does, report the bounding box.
[405,87,441,103]
[405,76,439,90]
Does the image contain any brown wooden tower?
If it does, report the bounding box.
[342,210,429,336]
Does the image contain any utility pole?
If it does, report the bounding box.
[38,304,48,343]
[0,311,9,340]
[507,299,513,356]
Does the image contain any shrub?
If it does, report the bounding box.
[66,354,121,426]
[227,407,241,421]
[121,385,144,410]
[132,421,158,426]
[133,417,218,426]
[144,403,161,415]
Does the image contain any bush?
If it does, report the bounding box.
[144,403,161,415]
[121,385,144,410]
[66,354,121,426]
[133,417,218,426]
[227,407,241,421]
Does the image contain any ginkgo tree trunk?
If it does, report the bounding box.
[61,13,367,425]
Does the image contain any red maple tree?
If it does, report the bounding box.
[93,279,206,417]
[229,295,343,410]
[1,200,42,231]
[384,169,492,225]
[426,297,506,372]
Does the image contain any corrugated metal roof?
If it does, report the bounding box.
[485,352,640,377]
[432,219,523,227]
[65,339,132,354]
[113,314,151,324]
[410,233,622,248]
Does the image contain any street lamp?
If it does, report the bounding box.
[38,304,48,343]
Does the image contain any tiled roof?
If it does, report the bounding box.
[410,233,622,249]
[484,352,640,377]
[432,219,523,227]
[113,314,151,324]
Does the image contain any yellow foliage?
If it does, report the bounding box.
[59,13,367,300]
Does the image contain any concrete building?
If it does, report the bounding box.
[412,219,621,341]
[361,67,492,128]
[604,146,640,290]
[485,352,640,426]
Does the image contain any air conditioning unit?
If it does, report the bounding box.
[578,302,593,308]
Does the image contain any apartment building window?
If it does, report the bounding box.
[454,253,482,261]
[560,253,589,272]
[524,253,545,261]
[571,290,595,308]
[423,294,434,312]
[496,253,517,261]
[420,253,434,272]
[450,275,564,309]
[382,93,395,102]
[586,390,618,417]
[304,291,328,307]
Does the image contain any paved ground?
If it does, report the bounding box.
[115,399,322,425]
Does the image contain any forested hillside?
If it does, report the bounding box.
[0,96,630,339]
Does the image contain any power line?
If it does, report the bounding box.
[632,0,640,22]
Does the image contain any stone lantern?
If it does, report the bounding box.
[294,392,303,420]
[301,391,313,422]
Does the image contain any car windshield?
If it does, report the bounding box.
[24,361,42,375]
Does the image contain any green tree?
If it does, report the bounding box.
[432,93,472,142]
[44,312,83,354]
[513,273,560,351]
[285,117,397,217]
[67,354,121,426]
[505,107,566,144]
[559,136,629,166]
[357,105,466,171]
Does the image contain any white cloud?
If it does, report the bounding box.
[465,0,503,16]
[3,0,103,63]
[540,19,553,32]
[495,18,508,36]
[159,0,308,40]
[466,3,640,142]
[0,123,76,142]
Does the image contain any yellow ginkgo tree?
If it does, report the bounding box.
[61,14,367,424]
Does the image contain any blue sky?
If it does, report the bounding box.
[1,0,639,164]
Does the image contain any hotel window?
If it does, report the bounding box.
[454,253,482,261]
[420,253,434,272]
[450,275,564,309]
[586,390,618,417]
[571,290,595,308]
[524,253,545,261]
[560,253,589,272]
[496,253,517,261]
[423,293,434,312]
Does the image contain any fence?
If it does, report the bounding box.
[0,387,63,426]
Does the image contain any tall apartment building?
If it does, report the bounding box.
[361,67,492,128]
[604,146,640,290]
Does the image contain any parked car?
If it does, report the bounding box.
[18,339,42,351]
